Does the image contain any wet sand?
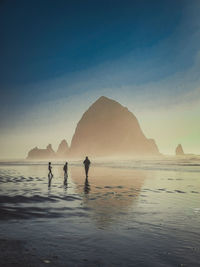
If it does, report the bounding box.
[0,161,200,266]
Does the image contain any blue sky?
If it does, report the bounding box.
[0,0,200,158]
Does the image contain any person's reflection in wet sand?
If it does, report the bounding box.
[48,173,52,188]
[84,177,90,194]
[64,173,68,190]
[72,166,146,228]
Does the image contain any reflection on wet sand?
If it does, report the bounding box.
[71,166,146,227]
[84,177,90,194]
[63,173,68,190]
[1,162,200,267]
[48,173,53,187]
[0,164,146,226]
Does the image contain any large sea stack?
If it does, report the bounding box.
[70,96,160,157]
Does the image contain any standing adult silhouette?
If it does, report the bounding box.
[83,156,91,178]
[63,162,68,176]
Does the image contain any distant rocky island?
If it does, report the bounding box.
[174,144,196,157]
[175,144,185,156]
[27,96,160,159]
[27,141,69,160]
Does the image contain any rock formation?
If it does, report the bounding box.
[70,96,160,157]
[56,139,69,158]
[27,144,55,160]
[26,96,161,159]
[175,144,184,156]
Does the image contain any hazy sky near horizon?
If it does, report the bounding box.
[0,0,200,158]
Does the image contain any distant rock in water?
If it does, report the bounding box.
[56,139,69,158]
[176,144,184,156]
[27,144,55,160]
[70,96,160,157]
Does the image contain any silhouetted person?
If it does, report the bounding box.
[63,162,68,176]
[84,177,90,194]
[48,162,53,187]
[83,156,90,177]
[48,162,53,177]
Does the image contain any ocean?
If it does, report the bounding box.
[0,157,200,266]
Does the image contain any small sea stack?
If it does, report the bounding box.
[175,144,184,156]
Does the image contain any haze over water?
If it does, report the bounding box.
[0,158,200,266]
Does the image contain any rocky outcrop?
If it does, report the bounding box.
[70,96,160,157]
[27,144,55,160]
[26,96,161,159]
[56,139,69,158]
[176,144,184,156]
[27,141,70,160]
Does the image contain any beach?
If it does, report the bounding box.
[0,159,200,266]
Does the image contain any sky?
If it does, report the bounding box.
[0,0,200,159]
